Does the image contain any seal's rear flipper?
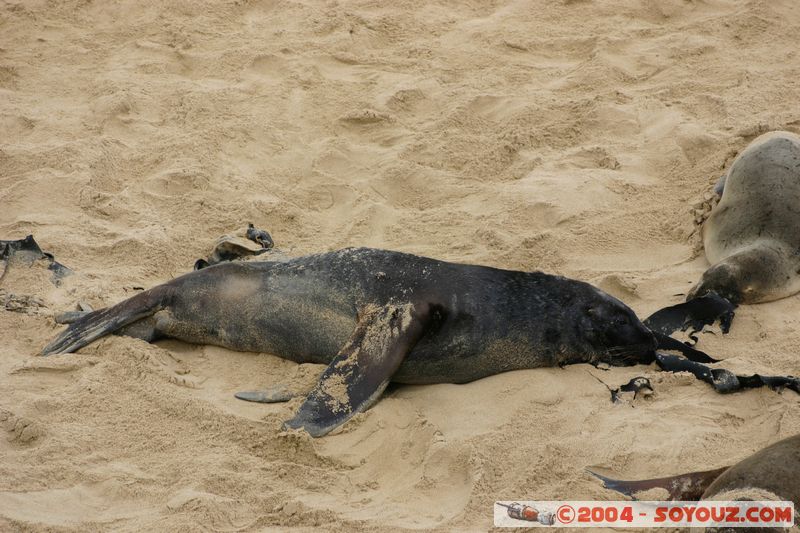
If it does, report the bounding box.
[283,302,430,437]
[587,466,729,500]
[41,286,171,355]
[235,386,296,403]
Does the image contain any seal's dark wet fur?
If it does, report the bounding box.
[44,247,656,435]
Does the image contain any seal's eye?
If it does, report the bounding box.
[612,316,627,326]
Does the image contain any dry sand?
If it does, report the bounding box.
[2,0,800,530]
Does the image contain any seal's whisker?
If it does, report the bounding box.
[605,346,644,356]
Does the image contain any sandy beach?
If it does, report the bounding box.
[2,0,800,530]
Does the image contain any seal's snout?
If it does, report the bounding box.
[638,331,658,364]
[582,294,659,366]
[688,260,744,304]
[620,322,658,365]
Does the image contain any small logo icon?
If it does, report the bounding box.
[556,504,575,524]
[496,502,555,525]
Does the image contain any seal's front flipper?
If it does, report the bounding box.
[235,385,295,403]
[283,302,430,437]
[644,293,736,337]
[587,466,729,500]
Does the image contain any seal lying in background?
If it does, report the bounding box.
[647,131,800,336]
[43,247,657,436]
[590,434,800,531]
[691,131,800,304]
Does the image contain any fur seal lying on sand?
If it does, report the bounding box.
[647,131,800,336]
[691,131,800,304]
[590,434,800,532]
[43,247,658,436]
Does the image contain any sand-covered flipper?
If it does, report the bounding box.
[281,302,430,437]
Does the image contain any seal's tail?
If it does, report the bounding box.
[42,286,171,355]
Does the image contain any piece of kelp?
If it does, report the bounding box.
[0,235,72,284]
[644,292,736,337]
[655,352,800,394]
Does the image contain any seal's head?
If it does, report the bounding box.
[575,290,657,366]
[688,244,796,305]
[687,260,746,304]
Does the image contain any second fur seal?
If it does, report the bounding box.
[591,434,800,532]
[646,131,800,336]
[43,247,657,436]
[690,130,800,304]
